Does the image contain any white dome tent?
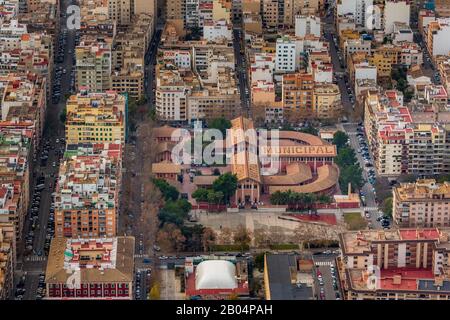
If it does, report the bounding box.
[195,260,238,290]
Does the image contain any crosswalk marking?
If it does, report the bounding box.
[363,207,379,211]
[26,255,47,262]
[134,254,149,258]
[315,261,333,266]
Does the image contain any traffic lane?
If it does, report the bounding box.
[23,273,39,300]
[313,254,340,300]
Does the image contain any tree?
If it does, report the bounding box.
[207,190,223,205]
[299,124,318,136]
[233,224,252,251]
[270,190,285,205]
[332,131,349,151]
[201,227,216,252]
[158,199,192,226]
[316,194,332,204]
[149,283,160,300]
[156,223,186,252]
[192,188,209,202]
[382,197,393,217]
[153,179,179,201]
[208,117,232,136]
[212,173,238,204]
[254,252,266,271]
[437,174,450,183]
[335,147,357,167]
[339,164,364,193]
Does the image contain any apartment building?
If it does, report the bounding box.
[45,237,134,299]
[0,1,18,24]
[348,52,377,87]
[435,0,450,17]
[110,14,154,98]
[363,89,450,177]
[427,18,450,58]
[438,57,450,99]
[419,9,435,38]
[368,52,394,80]
[0,222,15,300]
[295,15,321,38]
[134,0,157,20]
[383,1,410,34]
[75,37,112,93]
[54,147,121,238]
[0,129,31,242]
[338,228,450,300]
[203,19,232,42]
[399,42,423,66]
[281,72,314,120]
[275,35,301,73]
[156,30,240,121]
[167,0,185,20]
[313,83,342,119]
[393,179,450,228]
[107,0,132,25]
[343,39,371,66]
[65,91,126,145]
[336,0,374,28]
[0,26,53,98]
[262,0,283,28]
[392,22,413,45]
[0,72,46,147]
[155,68,191,121]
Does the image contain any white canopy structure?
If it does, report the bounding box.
[195,260,237,290]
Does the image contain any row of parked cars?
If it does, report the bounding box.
[36,273,46,300]
[25,176,46,252]
[55,29,67,64]
[330,264,341,300]
[356,125,377,186]
[135,269,151,300]
[14,275,26,300]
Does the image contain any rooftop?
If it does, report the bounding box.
[45,237,135,284]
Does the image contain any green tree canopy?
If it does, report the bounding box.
[192,188,209,202]
[299,124,318,136]
[153,179,179,201]
[339,164,364,193]
[332,131,349,151]
[158,199,192,226]
[212,173,238,204]
[208,117,232,136]
[382,197,393,217]
[335,147,357,167]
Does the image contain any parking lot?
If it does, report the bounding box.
[312,253,341,300]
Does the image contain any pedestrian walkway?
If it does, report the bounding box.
[26,255,47,262]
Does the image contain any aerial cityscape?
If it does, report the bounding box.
[1,0,450,304]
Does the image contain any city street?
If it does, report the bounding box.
[16,0,76,300]
[232,26,250,117]
[312,253,341,300]
[323,10,355,120]
[342,123,382,229]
